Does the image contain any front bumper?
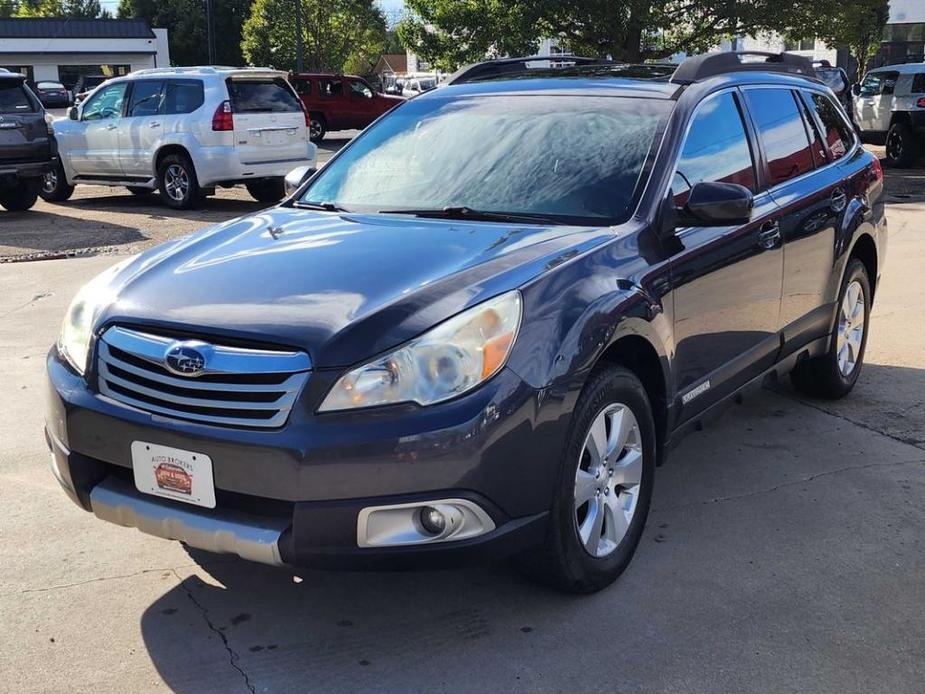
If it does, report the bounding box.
[46,348,560,568]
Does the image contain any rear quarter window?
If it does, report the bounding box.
[164,80,204,115]
[0,81,36,114]
[912,73,925,94]
[226,78,301,113]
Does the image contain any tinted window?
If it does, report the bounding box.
[164,80,204,114]
[226,78,301,113]
[912,73,925,94]
[301,95,670,224]
[796,93,828,165]
[320,79,343,97]
[806,92,853,160]
[127,80,163,117]
[293,79,311,96]
[81,82,127,120]
[349,80,372,98]
[859,71,899,96]
[0,82,35,113]
[745,89,814,186]
[672,92,755,206]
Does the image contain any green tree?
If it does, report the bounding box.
[63,0,101,17]
[241,0,388,73]
[118,0,252,66]
[797,0,889,78]
[11,0,65,16]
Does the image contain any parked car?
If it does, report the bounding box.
[813,61,853,118]
[46,51,886,593]
[72,74,108,105]
[852,62,925,167]
[0,71,57,212]
[34,81,71,108]
[41,66,316,209]
[289,72,403,142]
[402,76,438,96]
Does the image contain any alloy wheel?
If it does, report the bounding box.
[836,279,866,377]
[887,131,903,162]
[164,164,189,202]
[43,170,57,194]
[574,403,643,558]
[310,119,323,139]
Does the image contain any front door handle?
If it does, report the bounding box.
[105,123,118,131]
[149,121,161,128]
[757,220,781,249]
[831,188,847,213]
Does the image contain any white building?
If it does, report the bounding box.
[0,18,169,91]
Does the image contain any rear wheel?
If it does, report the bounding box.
[39,162,74,202]
[885,123,919,168]
[791,259,871,399]
[518,366,655,593]
[245,178,286,203]
[157,153,201,210]
[309,113,326,143]
[0,181,40,211]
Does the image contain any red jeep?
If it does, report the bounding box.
[288,73,404,142]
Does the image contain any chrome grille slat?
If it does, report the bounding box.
[97,326,311,429]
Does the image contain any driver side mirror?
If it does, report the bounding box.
[284,165,317,196]
[851,83,861,96]
[67,106,78,121]
[677,182,754,227]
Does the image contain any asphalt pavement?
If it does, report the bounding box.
[0,165,923,693]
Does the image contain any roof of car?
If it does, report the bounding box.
[289,72,363,80]
[425,76,681,99]
[867,62,925,74]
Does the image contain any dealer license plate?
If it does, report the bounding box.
[131,441,215,508]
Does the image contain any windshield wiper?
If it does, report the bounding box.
[295,201,351,212]
[378,206,559,224]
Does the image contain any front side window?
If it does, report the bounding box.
[299,95,670,225]
[350,80,373,98]
[0,82,35,113]
[859,71,899,96]
[82,82,127,121]
[672,91,755,206]
[164,80,204,115]
[127,80,163,117]
[745,88,814,186]
[806,92,853,160]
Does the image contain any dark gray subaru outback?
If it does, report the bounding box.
[46,52,886,593]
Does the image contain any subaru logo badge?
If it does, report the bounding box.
[164,342,207,377]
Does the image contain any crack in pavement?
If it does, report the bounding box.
[653,457,925,513]
[172,569,256,694]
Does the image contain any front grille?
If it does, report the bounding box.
[96,326,311,428]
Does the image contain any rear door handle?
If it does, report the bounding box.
[757,221,781,249]
[831,188,847,213]
[149,121,161,128]
[105,123,118,131]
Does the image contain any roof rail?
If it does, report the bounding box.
[670,51,815,85]
[445,55,610,85]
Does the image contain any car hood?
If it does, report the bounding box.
[99,207,611,368]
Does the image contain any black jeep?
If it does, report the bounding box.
[0,70,57,212]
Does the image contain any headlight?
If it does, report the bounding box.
[58,257,134,375]
[319,290,522,411]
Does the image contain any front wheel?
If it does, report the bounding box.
[791,259,871,398]
[518,366,656,593]
[39,162,74,202]
[245,178,285,203]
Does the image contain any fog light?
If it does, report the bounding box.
[419,506,446,535]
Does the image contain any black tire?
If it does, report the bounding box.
[38,162,74,202]
[245,178,286,204]
[0,181,39,211]
[309,113,326,143]
[518,366,656,593]
[126,186,152,196]
[791,259,871,399]
[884,123,919,168]
[156,152,201,210]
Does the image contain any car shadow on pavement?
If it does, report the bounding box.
[58,192,271,222]
[0,209,147,256]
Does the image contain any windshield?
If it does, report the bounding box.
[299,94,670,225]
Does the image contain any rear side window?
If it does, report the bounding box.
[0,81,35,113]
[912,73,925,94]
[127,80,163,117]
[164,80,204,114]
[744,89,814,186]
[226,78,301,113]
[805,92,853,160]
[672,92,755,206]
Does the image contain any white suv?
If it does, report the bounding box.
[41,67,317,208]
[853,62,925,168]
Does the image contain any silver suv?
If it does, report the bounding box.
[41,66,317,208]
[853,62,925,167]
